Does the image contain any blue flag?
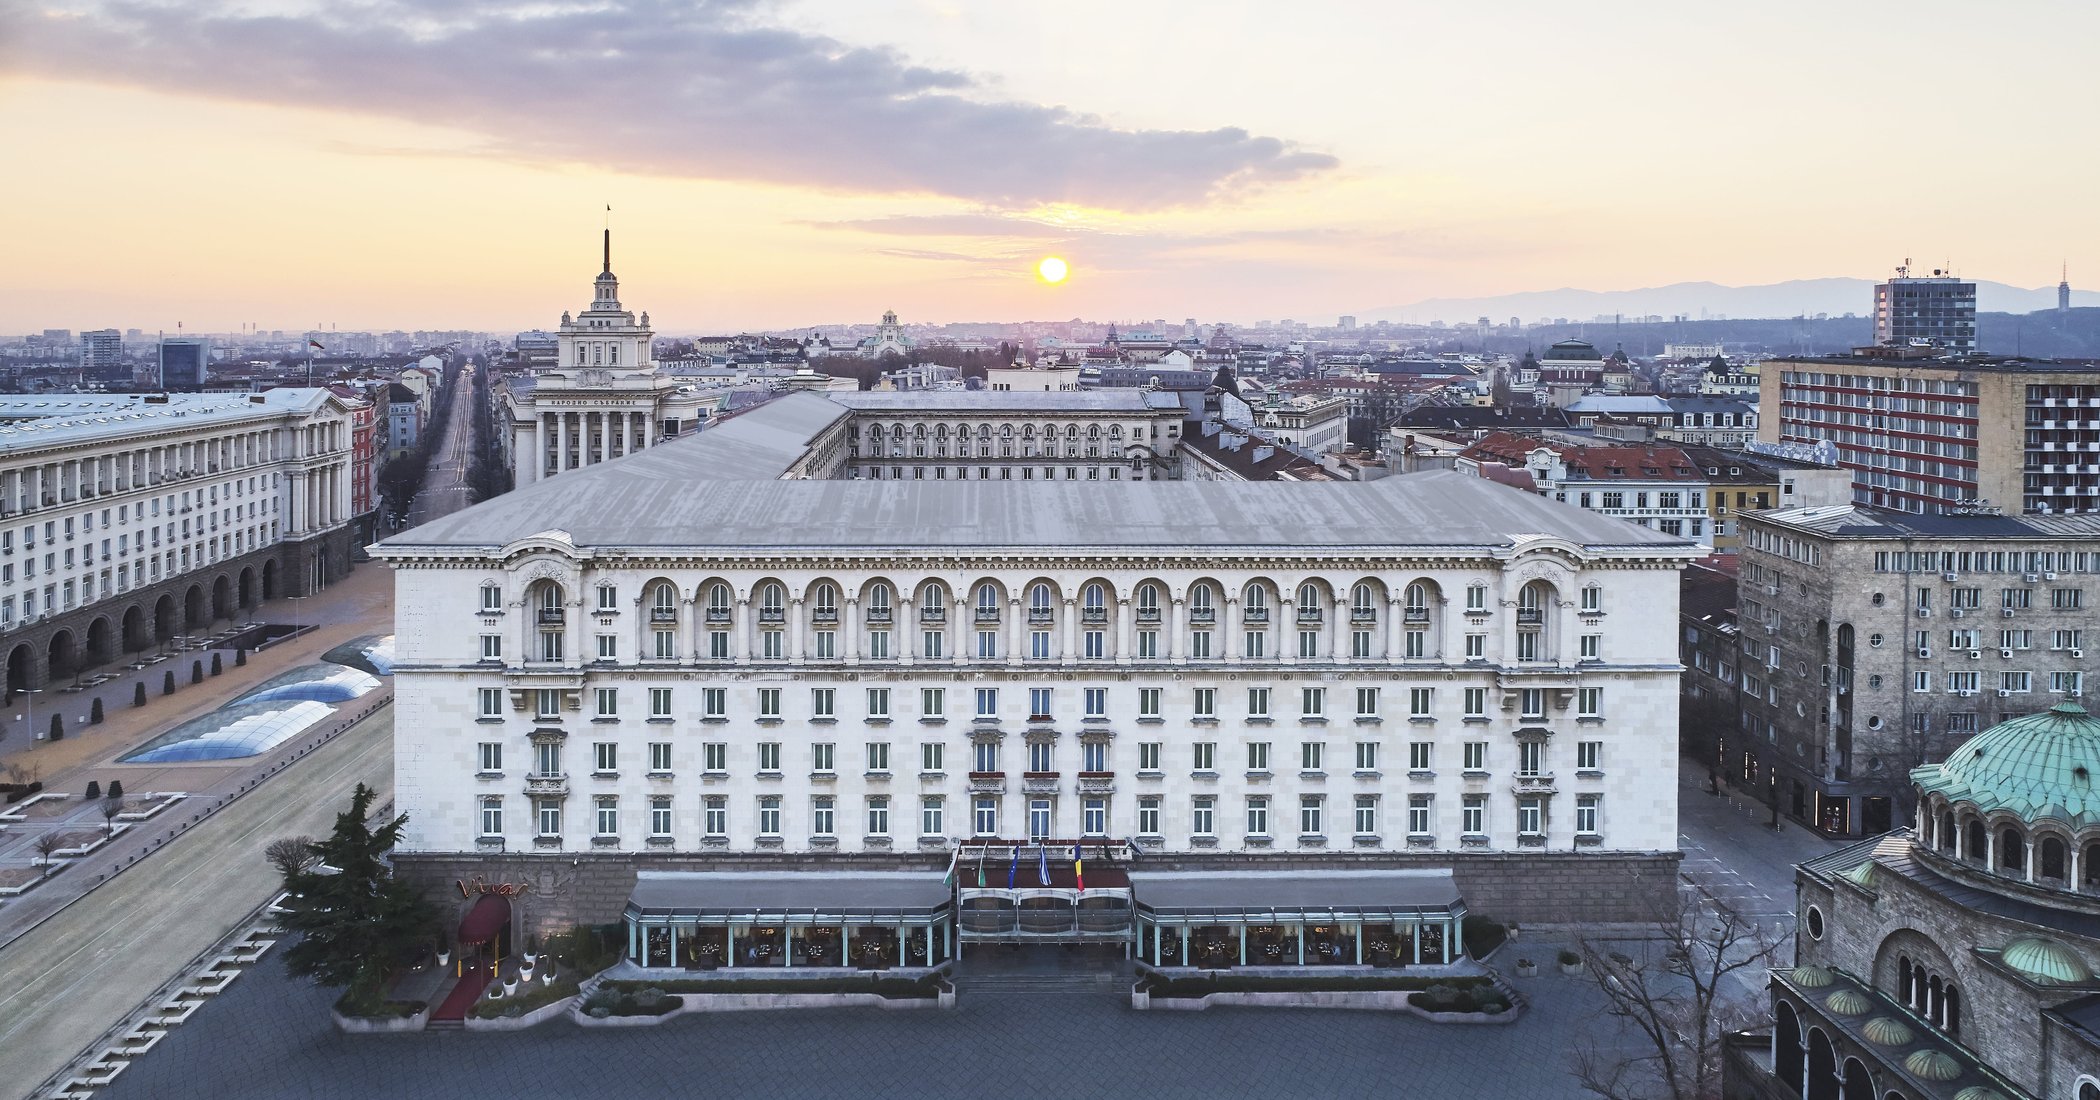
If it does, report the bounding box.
[1037,844,1050,886]
[1007,845,1018,889]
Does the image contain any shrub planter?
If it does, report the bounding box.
[1514,959,1538,978]
[331,1003,430,1033]
[1558,951,1585,977]
[466,995,576,1031]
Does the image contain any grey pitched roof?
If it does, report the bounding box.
[378,392,1693,555]
[1759,505,2100,540]
[831,391,1173,413]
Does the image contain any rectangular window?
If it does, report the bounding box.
[1193,687,1216,719]
[1081,741,1107,772]
[708,630,730,659]
[921,797,943,836]
[1576,741,1601,771]
[1575,794,1600,836]
[812,743,836,773]
[1137,630,1158,659]
[867,688,891,719]
[866,741,890,773]
[1030,630,1052,660]
[1461,794,1486,835]
[648,742,671,773]
[1517,740,1543,777]
[703,688,727,718]
[2054,588,2084,610]
[2053,671,2084,694]
[704,797,727,837]
[596,633,618,660]
[975,687,1000,720]
[1027,742,1054,774]
[973,741,999,774]
[1138,742,1161,772]
[1299,630,1320,658]
[2002,671,2032,693]
[758,688,781,718]
[1580,634,1601,660]
[536,799,561,837]
[1083,687,1107,719]
[1518,797,1543,836]
[477,687,503,718]
[1301,687,1324,718]
[1082,798,1107,837]
[702,742,727,772]
[1027,687,1053,720]
[757,742,781,773]
[812,796,836,837]
[594,796,618,837]
[1247,687,1270,718]
[973,797,997,836]
[1244,631,1265,659]
[758,796,782,837]
[1191,796,1215,836]
[650,796,673,838]
[1519,688,1546,719]
[921,741,944,773]
[1354,795,1376,836]
[1465,584,1487,612]
[922,688,945,719]
[652,629,676,659]
[596,584,618,611]
[1407,795,1432,835]
[1354,741,1378,772]
[868,630,891,660]
[1137,796,1161,836]
[866,796,890,837]
[1300,741,1325,772]
[1245,796,1269,837]
[479,796,503,837]
[1408,742,1432,771]
[1407,687,1432,718]
[594,741,618,773]
[1247,741,1271,773]
[648,687,672,718]
[1577,687,1602,717]
[1189,631,1212,659]
[480,634,502,660]
[812,688,836,719]
[1463,688,1487,718]
[1299,796,1323,836]
[1138,688,1161,718]
[1351,630,1373,658]
[921,630,945,659]
[813,630,835,660]
[760,631,784,660]
[1464,633,1485,659]
[477,741,503,773]
[1192,741,1216,772]
[1359,687,1383,718]
[976,630,998,659]
[1463,741,1487,772]
[1027,799,1052,840]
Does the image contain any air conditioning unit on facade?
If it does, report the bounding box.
[2045,572,2059,580]
[1997,689,2011,697]
[1968,649,1981,659]
[1957,689,1975,697]
[2074,649,2084,658]
[2025,573,2040,583]
[2001,648,2014,658]
[1950,609,1965,619]
[1917,648,1933,659]
[1917,608,1932,619]
[1942,572,1958,582]
[2003,609,2017,618]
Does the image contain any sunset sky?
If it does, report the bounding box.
[1,0,2094,333]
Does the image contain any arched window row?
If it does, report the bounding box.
[1895,955,1962,1037]
[1920,792,2100,893]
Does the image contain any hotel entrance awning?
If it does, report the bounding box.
[623,871,952,925]
[1129,869,1465,923]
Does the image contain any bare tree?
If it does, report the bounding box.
[101,797,124,836]
[1569,884,1788,1100]
[33,833,62,873]
[265,835,319,880]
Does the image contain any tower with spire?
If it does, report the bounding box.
[2061,262,2072,316]
[502,227,714,487]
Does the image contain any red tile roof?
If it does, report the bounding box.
[1456,432,1706,481]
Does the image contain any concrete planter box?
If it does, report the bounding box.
[331,1005,431,1033]
[466,996,577,1031]
[574,987,952,1024]
[0,792,67,822]
[116,793,186,822]
[1134,973,1525,1025]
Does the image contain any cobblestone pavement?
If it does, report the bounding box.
[100,952,1631,1100]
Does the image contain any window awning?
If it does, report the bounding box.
[624,871,952,924]
[1130,869,1465,923]
[456,892,511,946]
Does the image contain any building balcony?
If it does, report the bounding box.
[1136,608,1161,624]
[1081,608,1107,624]
[1027,608,1054,625]
[1350,609,1377,624]
[1513,773,1557,794]
[648,608,678,624]
[524,772,570,797]
[1242,607,1269,624]
[536,608,566,626]
[704,608,731,624]
[759,608,785,624]
[967,772,1006,793]
[1403,608,1431,625]
[812,608,838,623]
[974,608,1001,624]
[1189,607,1216,624]
[1295,609,1323,624]
[1516,609,1544,626]
[1022,772,1061,793]
[1077,773,1115,794]
[920,607,946,623]
[866,608,893,624]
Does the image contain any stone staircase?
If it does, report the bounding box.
[950,948,1132,995]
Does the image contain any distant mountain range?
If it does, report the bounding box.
[1364,278,2100,325]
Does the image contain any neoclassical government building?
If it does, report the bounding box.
[379,392,1696,942]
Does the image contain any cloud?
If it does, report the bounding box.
[1,0,1336,211]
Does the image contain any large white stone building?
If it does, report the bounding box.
[834,390,1187,481]
[376,393,1697,944]
[1,389,360,695]
[500,232,717,486]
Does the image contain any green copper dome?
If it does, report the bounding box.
[1905,1050,1963,1081]
[1953,1088,2009,1100]
[1861,1016,1914,1046]
[1911,702,2100,827]
[1789,965,1834,988]
[2000,936,2094,984]
[1825,987,1872,1016]
[1837,861,1879,890]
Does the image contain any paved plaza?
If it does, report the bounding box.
[100,948,1633,1100]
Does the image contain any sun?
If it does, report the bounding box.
[1036,256,1069,284]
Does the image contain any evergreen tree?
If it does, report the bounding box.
[277,783,437,1015]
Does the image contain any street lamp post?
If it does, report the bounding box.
[14,687,44,742]
[288,594,309,639]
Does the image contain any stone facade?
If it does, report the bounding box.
[1736,508,2100,837]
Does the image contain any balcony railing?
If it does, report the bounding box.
[1189,607,1216,623]
[759,608,785,623]
[1028,608,1054,625]
[648,608,678,624]
[1516,608,1544,626]
[1136,607,1161,623]
[813,607,839,623]
[867,607,893,623]
[704,608,731,623]
[1296,608,1323,624]
[1242,607,1269,624]
[1082,607,1107,624]
[536,608,565,626]
[975,608,1001,624]
[920,607,946,623]
[1403,608,1431,624]
[1350,608,1377,624]
[524,772,570,796]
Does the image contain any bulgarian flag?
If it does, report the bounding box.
[1037,844,1050,886]
[308,339,325,351]
[1073,844,1085,893]
[942,846,959,887]
[975,845,987,887]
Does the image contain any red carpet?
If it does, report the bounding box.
[430,964,493,1024]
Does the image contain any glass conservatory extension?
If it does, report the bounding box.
[1130,869,1467,969]
[622,871,954,971]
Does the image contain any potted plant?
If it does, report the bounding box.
[540,960,557,986]
[519,957,536,983]
[522,934,540,966]
[1514,958,1538,978]
[435,939,451,969]
[1558,949,1584,976]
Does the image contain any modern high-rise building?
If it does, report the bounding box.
[79,329,124,381]
[158,337,211,390]
[1872,264,1976,352]
[1761,351,2100,515]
